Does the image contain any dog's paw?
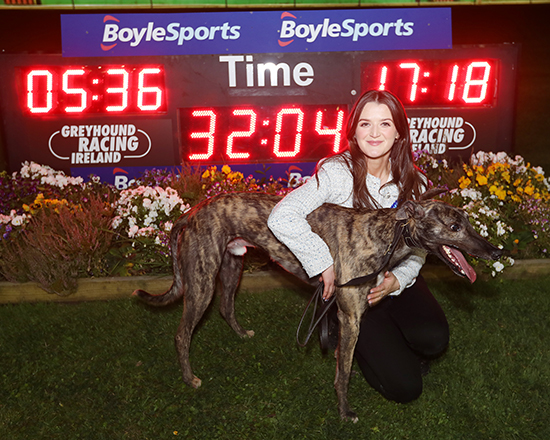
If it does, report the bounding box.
[341,411,359,423]
[190,376,202,388]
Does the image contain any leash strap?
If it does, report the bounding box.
[296,218,417,347]
[296,282,337,347]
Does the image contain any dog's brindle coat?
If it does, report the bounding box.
[134,192,503,421]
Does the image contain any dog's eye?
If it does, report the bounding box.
[450,223,461,232]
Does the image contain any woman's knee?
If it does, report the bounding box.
[409,320,449,357]
[380,374,423,403]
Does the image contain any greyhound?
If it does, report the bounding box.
[133,191,503,421]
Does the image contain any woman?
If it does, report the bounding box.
[267,90,449,403]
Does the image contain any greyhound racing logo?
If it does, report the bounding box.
[409,116,477,155]
[48,124,152,165]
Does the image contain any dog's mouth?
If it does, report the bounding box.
[439,245,477,283]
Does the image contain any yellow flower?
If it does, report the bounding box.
[222,165,231,175]
[524,185,534,196]
[489,185,506,200]
[459,177,472,189]
[476,174,488,186]
[501,171,510,183]
[201,169,210,179]
[513,178,522,187]
[228,171,243,182]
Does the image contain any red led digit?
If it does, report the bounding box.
[26,69,53,114]
[105,68,129,112]
[447,64,459,102]
[463,61,491,104]
[399,62,420,102]
[378,66,388,91]
[226,109,256,160]
[315,109,345,153]
[137,67,163,111]
[62,69,87,113]
[273,108,304,158]
[189,110,216,160]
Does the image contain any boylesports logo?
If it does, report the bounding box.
[101,14,241,52]
[277,11,414,47]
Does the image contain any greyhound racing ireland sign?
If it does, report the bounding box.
[26,119,174,171]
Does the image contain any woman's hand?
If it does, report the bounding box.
[368,271,400,306]
[320,265,336,300]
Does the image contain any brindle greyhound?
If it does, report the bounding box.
[134,191,503,421]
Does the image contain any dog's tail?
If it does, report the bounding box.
[132,214,189,306]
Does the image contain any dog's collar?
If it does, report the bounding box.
[400,219,422,249]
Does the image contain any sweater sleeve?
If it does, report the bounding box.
[267,161,353,278]
[388,248,427,296]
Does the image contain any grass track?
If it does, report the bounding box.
[1,276,549,439]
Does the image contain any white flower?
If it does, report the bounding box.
[112,216,123,229]
[11,215,27,226]
[493,261,505,273]
[128,225,139,238]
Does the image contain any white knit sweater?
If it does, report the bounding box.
[267,156,426,296]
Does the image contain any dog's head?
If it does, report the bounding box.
[396,199,505,283]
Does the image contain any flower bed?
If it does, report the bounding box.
[1,152,549,296]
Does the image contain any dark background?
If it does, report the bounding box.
[1,4,549,172]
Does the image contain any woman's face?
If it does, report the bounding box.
[354,102,399,161]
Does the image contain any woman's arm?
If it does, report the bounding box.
[267,160,353,279]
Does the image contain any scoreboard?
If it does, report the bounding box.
[0,9,518,186]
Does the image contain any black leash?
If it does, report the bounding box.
[296,282,336,348]
[296,218,415,347]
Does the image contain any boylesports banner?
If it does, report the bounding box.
[61,8,452,57]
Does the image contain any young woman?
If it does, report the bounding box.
[267,90,449,403]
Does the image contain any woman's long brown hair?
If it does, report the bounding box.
[319,90,427,209]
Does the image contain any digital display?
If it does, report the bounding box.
[362,58,498,107]
[179,104,347,163]
[20,65,166,115]
[0,45,518,184]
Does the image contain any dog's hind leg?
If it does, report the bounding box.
[218,250,255,338]
[174,275,218,389]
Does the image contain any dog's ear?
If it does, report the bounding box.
[396,200,426,221]
[420,187,447,201]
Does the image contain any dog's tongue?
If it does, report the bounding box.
[448,246,477,283]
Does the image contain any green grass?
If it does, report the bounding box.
[1,276,550,439]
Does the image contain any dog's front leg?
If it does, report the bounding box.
[334,306,362,422]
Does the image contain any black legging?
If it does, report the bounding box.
[353,275,449,403]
